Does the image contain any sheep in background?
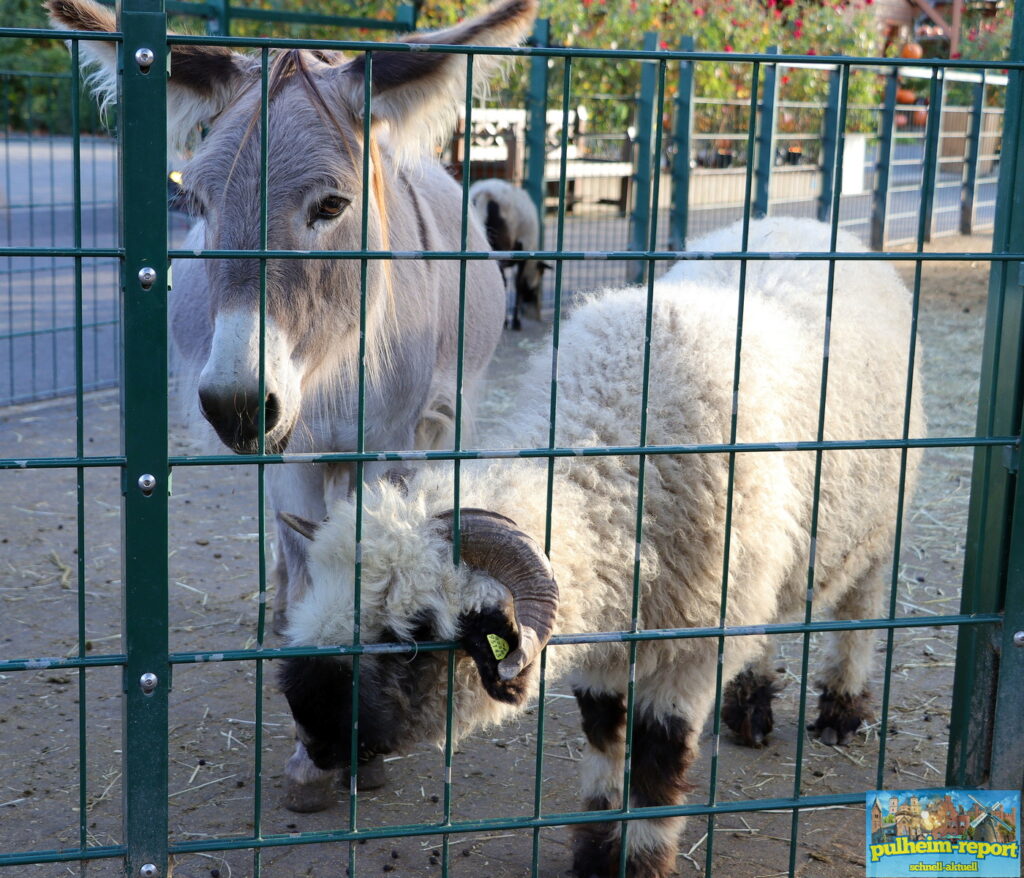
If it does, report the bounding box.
[663,215,860,293]
[469,178,550,329]
[277,218,924,877]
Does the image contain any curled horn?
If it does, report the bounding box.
[436,509,558,681]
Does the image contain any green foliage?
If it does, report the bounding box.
[5,0,1007,142]
[531,0,886,134]
[0,0,92,133]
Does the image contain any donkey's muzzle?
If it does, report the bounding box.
[198,388,282,453]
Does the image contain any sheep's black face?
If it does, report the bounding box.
[353,613,451,756]
[278,655,353,770]
[515,263,541,307]
[278,614,448,771]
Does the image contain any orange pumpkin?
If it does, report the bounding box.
[896,87,917,106]
[901,42,924,59]
[913,108,928,127]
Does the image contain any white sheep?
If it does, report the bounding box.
[469,178,549,329]
[277,218,925,877]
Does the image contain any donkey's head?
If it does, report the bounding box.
[47,0,537,453]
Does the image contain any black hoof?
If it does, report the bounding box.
[808,687,871,746]
[722,669,781,747]
[345,753,388,791]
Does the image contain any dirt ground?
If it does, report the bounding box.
[0,234,998,877]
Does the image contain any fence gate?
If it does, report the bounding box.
[1,1,1023,876]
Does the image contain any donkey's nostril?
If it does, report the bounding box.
[198,387,282,452]
[264,393,281,432]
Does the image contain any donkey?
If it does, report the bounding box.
[47,0,539,635]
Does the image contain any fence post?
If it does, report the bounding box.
[207,0,230,36]
[669,35,694,252]
[119,0,170,873]
[630,31,659,284]
[523,17,549,248]
[947,0,1024,789]
[871,68,898,250]
[818,67,841,223]
[753,46,779,219]
[394,3,417,29]
[922,75,945,242]
[987,420,1024,790]
[960,74,986,235]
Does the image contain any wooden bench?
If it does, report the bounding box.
[446,107,635,214]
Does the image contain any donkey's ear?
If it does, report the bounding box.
[45,0,250,152]
[334,0,537,156]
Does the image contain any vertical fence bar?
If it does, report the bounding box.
[753,46,779,220]
[923,74,945,242]
[871,68,898,250]
[531,51,574,878]
[70,38,90,857]
[629,31,658,284]
[523,18,550,247]
[874,65,938,802]
[251,45,270,878]
[617,55,668,878]
[669,35,694,251]
[948,0,1024,787]
[705,59,763,875]
[347,50,378,877]
[961,73,986,235]
[987,426,1024,789]
[119,0,169,874]
[818,67,841,223]
[786,63,852,878]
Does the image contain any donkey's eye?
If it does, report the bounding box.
[311,195,350,224]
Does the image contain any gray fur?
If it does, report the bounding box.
[170,69,508,628]
[45,0,539,630]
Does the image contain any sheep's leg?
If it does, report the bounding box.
[572,687,626,878]
[809,556,887,746]
[722,650,782,747]
[572,690,696,878]
[282,740,338,813]
[619,710,696,877]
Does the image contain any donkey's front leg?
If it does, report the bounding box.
[268,462,326,635]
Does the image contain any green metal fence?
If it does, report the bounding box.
[3,17,1010,401]
[1,2,1023,876]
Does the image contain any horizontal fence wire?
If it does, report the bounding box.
[0,13,1021,878]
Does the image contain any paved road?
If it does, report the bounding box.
[0,134,1000,406]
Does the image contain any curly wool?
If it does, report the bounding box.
[289,217,924,742]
